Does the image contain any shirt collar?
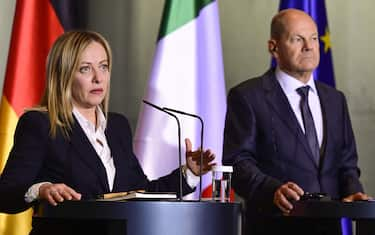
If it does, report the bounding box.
[72,106,107,132]
[275,67,317,95]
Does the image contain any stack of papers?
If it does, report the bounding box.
[96,191,177,201]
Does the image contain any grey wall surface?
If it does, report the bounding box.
[0,1,15,92]
[0,1,374,195]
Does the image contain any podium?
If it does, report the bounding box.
[290,200,375,235]
[34,200,241,235]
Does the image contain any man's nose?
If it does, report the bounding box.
[303,39,314,51]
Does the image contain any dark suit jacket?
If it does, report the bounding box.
[0,111,193,214]
[223,69,363,220]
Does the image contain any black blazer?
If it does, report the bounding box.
[223,69,363,217]
[0,111,193,214]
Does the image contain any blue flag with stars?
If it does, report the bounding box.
[278,0,335,87]
[277,1,350,235]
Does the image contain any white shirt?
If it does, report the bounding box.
[73,107,116,191]
[275,67,323,147]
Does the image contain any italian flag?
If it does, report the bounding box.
[134,0,226,199]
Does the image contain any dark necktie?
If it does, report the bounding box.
[297,86,320,165]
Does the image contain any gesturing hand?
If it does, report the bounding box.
[39,183,82,206]
[185,138,216,176]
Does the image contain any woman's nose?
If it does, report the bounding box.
[92,69,103,83]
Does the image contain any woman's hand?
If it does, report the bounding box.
[39,183,82,206]
[185,138,216,176]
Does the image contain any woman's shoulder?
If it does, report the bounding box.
[107,112,131,130]
[14,110,50,139]
[19,110,49,124]
[107,112,129,123]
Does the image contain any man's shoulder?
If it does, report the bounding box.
[230,69,274,94]
[315,80,345,99]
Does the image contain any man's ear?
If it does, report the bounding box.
[268,39,279,59]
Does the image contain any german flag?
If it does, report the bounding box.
[0,1,86,234]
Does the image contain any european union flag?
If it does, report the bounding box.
[278,1,350,234]
[278,0,336,87]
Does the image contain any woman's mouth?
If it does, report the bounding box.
[90,88,103,94]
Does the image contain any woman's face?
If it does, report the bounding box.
[71,41,109,111]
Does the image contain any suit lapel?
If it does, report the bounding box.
[105,126,123,191]
[263,71,318,168]
[69,120,110,192]
[105,114,135,192]
[315,82,332,166]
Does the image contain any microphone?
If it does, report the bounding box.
[142,100,183,201]
[162,107,204,201]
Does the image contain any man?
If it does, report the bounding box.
[223,9,370,235]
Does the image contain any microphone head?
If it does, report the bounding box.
[143,100,164,111]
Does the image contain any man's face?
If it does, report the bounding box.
[273,14,320,76]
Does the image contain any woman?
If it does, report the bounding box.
[0,31,215,215]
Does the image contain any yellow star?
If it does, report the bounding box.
[320,27,331,53]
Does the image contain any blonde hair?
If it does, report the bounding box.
[34,31,112,138]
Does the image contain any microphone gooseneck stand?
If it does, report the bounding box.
[143,100,183,201]
[162,107,204,201]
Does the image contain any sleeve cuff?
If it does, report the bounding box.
[24,182,51,203]
[183,165,200,188]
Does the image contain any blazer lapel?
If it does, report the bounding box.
[69,121,110,192]
[105,127,123,191]
[315,82,332,166]
[263,70,319,167]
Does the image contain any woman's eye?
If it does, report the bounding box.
[100,64,109,71]
[79,66,91,73]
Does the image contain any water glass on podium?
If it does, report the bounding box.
[212,165,233,202]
